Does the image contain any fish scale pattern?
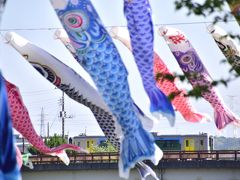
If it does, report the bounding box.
[173,49,239,129]
[215,40,240,74]
[0,74,21,180]
[5,79,82,154]
[111,28,205,123]
[194,78,233,128]
[51,0,159,177]
[124,0,175,120]
[32,59,122,149]
[154,54,205,122]
[6,80,50,152]
[208,25,240,76]
[161,26,240,129]
[124,0,154,89]
[59,84,120,149]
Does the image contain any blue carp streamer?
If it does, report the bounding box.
[0,73,21,180]
[124,0,175,125]
[0,0,7,23]
[50,0,162,178]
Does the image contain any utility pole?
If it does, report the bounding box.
[59,91,73,139]
[40,107,45,138]
[47,122,49,138]
[61,91,65,139]
[22,137,25,153]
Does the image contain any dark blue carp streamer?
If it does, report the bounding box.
[123,0,175,125]
[50,0,162,178]
[0,0,6,22]
[0,73,21,180]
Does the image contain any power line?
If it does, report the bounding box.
[21,88,57,94]
[49,111,60,129]
[0,27,62,31]
[0,20,237,32]
[25,98,59,104]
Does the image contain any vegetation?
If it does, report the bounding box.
[175,1,225,17]
[27,145,40,155]
[45,134,67,148]
[154,0,240,100]
[91,141,117,153]
[27,134,66,155]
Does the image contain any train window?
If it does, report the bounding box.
[209,137,214,150]
[200,140,204,146]
[186,140,189,147]
[155,140,181,151]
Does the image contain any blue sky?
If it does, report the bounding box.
[1,0,240,138]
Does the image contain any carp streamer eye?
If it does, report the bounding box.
[63,11,89,31]
[32,63,59,85]
[182,54,192,64]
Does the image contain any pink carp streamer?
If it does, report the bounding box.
[160,26,240,129]
[15,146,23,169]
[110,27,207,123]
[5,79,87,165]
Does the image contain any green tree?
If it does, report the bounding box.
[27,145,40,155]
[91,141,117,153]
[154,0,240,100]
[175,1,224,14]
[27,134,66,155]
[45,134,66,148]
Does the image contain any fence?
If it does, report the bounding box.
[29,150,240,165]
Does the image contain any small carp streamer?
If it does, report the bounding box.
[15,146,22,169]
[227,0,240,25]
[0,73,21,180]
[123,0,175,125]
[50,0,162,178]
[207,25,240,75]
[110,27,208,123]
[159,26,240,129]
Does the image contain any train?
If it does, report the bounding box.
[71,133,214,152]
[153,133,214,151]
[15,133,214,154]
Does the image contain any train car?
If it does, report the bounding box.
[154,133,213,151]
[72,134,107,152]
[70,133,214,152]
